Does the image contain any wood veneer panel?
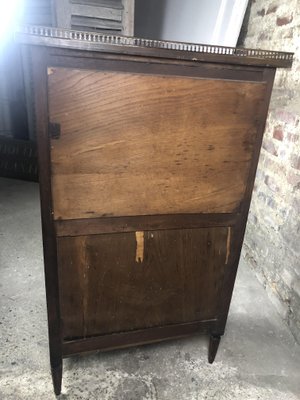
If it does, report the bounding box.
[57,227,229,339]
[49,68,266,219]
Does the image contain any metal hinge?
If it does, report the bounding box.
[49,122,61,140]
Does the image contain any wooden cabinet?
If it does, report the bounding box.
[17,26,293,395]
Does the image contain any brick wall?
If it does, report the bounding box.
[241,0,300,342]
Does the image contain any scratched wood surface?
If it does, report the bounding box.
[48,68,266,220]
[57,227,230,339]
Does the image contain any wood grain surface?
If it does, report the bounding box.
[48,68,267,220]
[57,227,230,339]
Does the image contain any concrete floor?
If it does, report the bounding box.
[0,177,300,400]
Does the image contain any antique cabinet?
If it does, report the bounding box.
[17,26,293,395]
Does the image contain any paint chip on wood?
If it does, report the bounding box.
[135,231,144,263]
[47,67,55,75]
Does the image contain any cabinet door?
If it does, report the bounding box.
[57,227,230,339]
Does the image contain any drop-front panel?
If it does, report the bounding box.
[48,68,266,219]
[17,25,293,395]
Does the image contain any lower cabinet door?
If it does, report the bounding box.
[57,227,230,340]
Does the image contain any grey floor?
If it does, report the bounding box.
[0,177,300,400]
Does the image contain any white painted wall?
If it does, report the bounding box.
[135,0,248,46]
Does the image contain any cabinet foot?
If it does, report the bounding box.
[51,362,62,396]
[208,334,221,364]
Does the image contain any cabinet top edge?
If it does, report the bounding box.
[15,25,293,68]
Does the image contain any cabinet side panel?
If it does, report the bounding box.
[29,47,63,374]
[48,68,267,219]
[57,227,229,339]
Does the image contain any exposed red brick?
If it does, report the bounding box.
[287,171,300,187]
[257,8,266,16]
[255,168,265,182]
[292,198,300,213]
[278,149,286,159]
[273,126,284,141]
[282,28,294,39]
[275,110,299,126]
[286,133,299,143]
[257,191,277,209]
[267,196,277,209]
[243,0,299,333]
[263,139,278,156]
[259,32,270,41]
[262,156,287,178]
[291,155,300,170]
[264,175,280,192]
[276,15,293,26]
[266,4,278,14]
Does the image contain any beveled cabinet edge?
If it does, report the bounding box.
[55,213,238,237]
[30,45,63,393]
[215,67,277,334]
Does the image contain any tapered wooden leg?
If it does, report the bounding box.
[51,361,63,396]
[208,334,221,364]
